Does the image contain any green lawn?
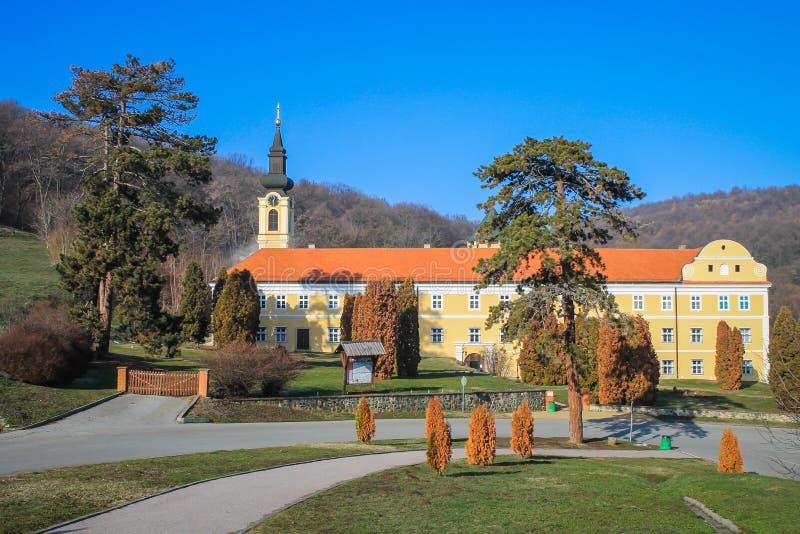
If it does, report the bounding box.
[287,353,531,397]
[0,441,420,534]
[0,227,65,329]
[658,379,779,413]
[254,456,800,533]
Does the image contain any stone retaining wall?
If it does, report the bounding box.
[589,403,794,423]
[230,389,545,413]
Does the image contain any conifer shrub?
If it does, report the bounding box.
[180,262,211,344]
[0,301,92,385]
[769,306,800,411]
[340,294,355,342]
[355,396,376,442]
[211,269,260,346]
[395,276,421,377]
[203,342,302,398]
[425,395,444,438]
[510,400,534,458]
[466,404,496,466]
[598,315,659,405]
[718,428,745,474]
[715,322,743,390]
[597,318,625,404]
[351,279,397,379]
[425,396,452,475]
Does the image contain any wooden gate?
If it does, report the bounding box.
[126,369,199,396]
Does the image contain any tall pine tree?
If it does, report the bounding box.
[475,136,643,443]
[47,56,218,355]
[180,262,211,344]
[395,276,421,377]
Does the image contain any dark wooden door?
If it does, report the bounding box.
[296,328,310,351]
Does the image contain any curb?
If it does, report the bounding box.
[175,395,203,423]
[5,392,125,432]
[589,404,793,424]
[683,496,740,533]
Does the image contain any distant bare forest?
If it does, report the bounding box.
[1,99,795,321]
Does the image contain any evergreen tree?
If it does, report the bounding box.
[518,313,567,385]
[395,276,421,377]
[475,136,644,443]
[597,318,625,404]
[718,428,745,473]
[340,294,355,342]
[511,400,535,458]
[466,404,496,466]
[715,321,733,389]
[351,279,397,379]
[180,262,211,344]
[48,56,218,355]
[728,327,744,391]
[355,396,376,442]
[212,267,227,308]
[624,315,659,404]
[576,315,601,401]
[212,269,260,346]
[769,306,800,411]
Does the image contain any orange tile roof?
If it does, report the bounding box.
[231,247,701,284]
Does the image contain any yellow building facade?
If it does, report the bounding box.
[233,116,771,383]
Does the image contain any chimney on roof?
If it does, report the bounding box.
[423,243,431,248]
[308,243,315,249]
[678,244,687,249]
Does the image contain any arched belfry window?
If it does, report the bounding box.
[268,209,279,231]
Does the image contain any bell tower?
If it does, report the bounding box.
[257,104,294,249]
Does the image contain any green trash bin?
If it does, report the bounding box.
[660,435,672,450]
[547,401,556,412]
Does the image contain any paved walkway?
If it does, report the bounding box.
[45,448,685,534]
[2,394,799,478]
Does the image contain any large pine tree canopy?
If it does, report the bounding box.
[46,56,219,355]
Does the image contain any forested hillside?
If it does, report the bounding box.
[617,186,800,321]
[2,99,795,321]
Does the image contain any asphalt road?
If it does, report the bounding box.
[1,394,798,478]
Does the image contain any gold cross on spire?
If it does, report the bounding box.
[276,103,281,126]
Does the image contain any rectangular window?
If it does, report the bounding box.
[274,326,287,343]
[708,264,714,272]
[740,327,752,344]
[718,295,729,311]
[297,294,309,309]
[259,291,267,310]
[499,328,508,343]
[468,327,481,343]
[661,295,673,311]
[431,327,443,344]
[691,359,704,375]
[275,295,287,310]
[327,327,340,343]
[743,360,753,376]
[256,326,267,342]
[690,327,703,344]
[328,294,339,310]
[661,327,674,344]
[661,360,674,376]
[431,294,443,310]
[739,295,750,311]
[632,295,644,311]
[690,295,702,311]
[499,294,510,305]
[735,264,741,273]
[469,294,480,310]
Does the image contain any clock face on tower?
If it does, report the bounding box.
[267,195,279,207]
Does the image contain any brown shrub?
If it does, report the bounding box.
[426,399,452,476]
[466,404,496,466]
[718,428,744,473]
[203,342,302,398]
[0,301,92,385]
[355,396,376,442]
[511,401,534,458]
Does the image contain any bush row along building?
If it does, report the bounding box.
[229,112,771,382]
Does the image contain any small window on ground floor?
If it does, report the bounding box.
[743,359,753,376]
[274,326,287,343]
[256,326,267,342]
[327,327,340,343]
[691,359,704,375]
[661,360,674,376]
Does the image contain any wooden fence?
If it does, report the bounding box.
[117,367,208,397]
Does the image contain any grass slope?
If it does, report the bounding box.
[658,380,778,413]
[0,227,64,328]
[255,456,800,533]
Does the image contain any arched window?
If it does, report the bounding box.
[268,209,279,231]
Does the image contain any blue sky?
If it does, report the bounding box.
[3,1,798,219]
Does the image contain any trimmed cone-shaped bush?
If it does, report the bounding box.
[425,396,444,438]
[425,396,451,475]
[511,400,534,458]
[597,318,625,404]
[718,428,744,473]
[466,404,496,466]
[355,396,376,442]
